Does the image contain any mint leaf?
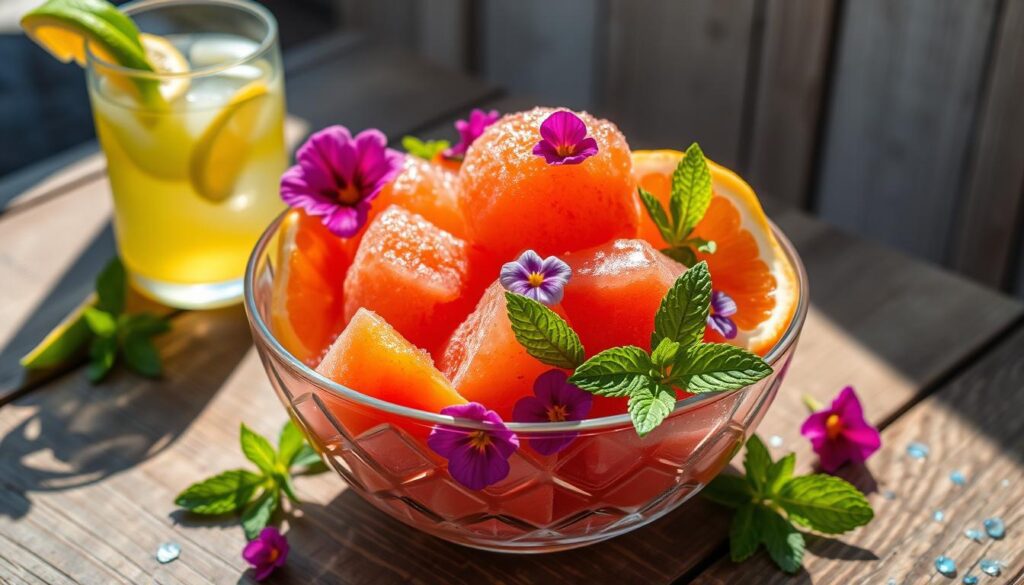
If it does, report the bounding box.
[662,246,697,267]
[638,187,676,245]
[83,307,117,337]
[627,381,676,436]
[278,472,300,503]
[278,420,305,467]
[122,334,162,378]
[95,257,126,315]
[669,343,772,393]
[777,475,874,534]
[758,506,804,573]
[240,424,278,476]
[241,489,278,540]
[402,135,450,160]
[730,503,760,562]
[652,261,712,349]
[86,335,117,383]
[670,142,713,241]
[568,346,656,397]
[744,434,772,493]
[765,453,795,496]
[504,292,584,369]
[703,473,754,508]
[175,469,264,515]
[120,313,170,337]
[650,338,681,367]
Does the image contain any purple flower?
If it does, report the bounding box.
[280,125,403,237]
[800,387,881,473]
[443,108,500,160]
[532,110,599,165]
[512,370,593,455]
[707,290,738,339]
[242,527,289,581]
[427,403,519,490]
[500,250,572,306]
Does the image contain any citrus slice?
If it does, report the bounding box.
[137,33,189,102]
[632,150,798,355]
[270,210,353,366]
[189,80,271,202]
[20,293,97,369]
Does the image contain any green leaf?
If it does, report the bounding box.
[730,503,760,562]
[95,257,126,315]
[703,473,754,508]
[661,246,697,267]
[668,343,773,393]
[669,142,713,241]
[291,444,324,469]
[638,187,676,245]
[278,420,306,467]
[121,333,162,378]
[765,453,795,496]
[120,313,170,337]
[402,135,450,160]
[174,469,265,515]
[86,335,117,383]
[504,292,585,369]
[241,489,279,540]
[568,346,656,397]
[744,434,772,493]
[777,475,874,534]
[240,424,278,476]
[758,506,805,574]
[83,307,117,337]
[651,261,712,349]
[277,472,300,503]
[650,338,681,368]
[627,381,676,436]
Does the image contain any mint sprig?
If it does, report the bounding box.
[402,135,450,161]
[505,261,772,436]
[175,420,328,539]
[639,143,715,266]
[703,434,874,573]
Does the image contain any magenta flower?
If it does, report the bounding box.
[707,290,738,339]
[513,370,593,455]
[800,387,881,473]
[242,527,289,581]
[500,250,572,306]
[280,125,403,237]
[443,108,500,160]
[428,403,520,490]
[532,110,599,165]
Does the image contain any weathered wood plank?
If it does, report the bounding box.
[743,0,835,208]
[602,0,756,166]
[952,0,1024,290]
[815,0,999,264]
[694,324,1024,584]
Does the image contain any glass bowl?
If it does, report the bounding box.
[243,215,809,553]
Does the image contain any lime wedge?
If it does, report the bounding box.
[189,81,271,202]
[20,293,97,369]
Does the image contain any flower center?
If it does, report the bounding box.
[267,548,279,563]
[527,272,545,287]
[555,143,575,157]
[825,414,843,440]
[546,404,569,422]
[467,430,492,453]
[337,183,362,205]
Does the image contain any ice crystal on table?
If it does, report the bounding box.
[156,541,181,564]
[961,575,978,585]
[983,517,1005,539]
[882,490,896,500]
[934,555,956,577]
[979,559,1003,577]
[963,528,983,543]
[949,470,967,486]
[906,442,929,459]
[768,435,784,448]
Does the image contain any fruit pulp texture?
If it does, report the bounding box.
[89,33,286,286]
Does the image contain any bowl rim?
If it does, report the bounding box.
[244,212,809,433]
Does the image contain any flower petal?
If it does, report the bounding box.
[533,139,566,164]
[446,443,511,490]
[518,250,545,274]
[512,395,549,423]
[707,314,738,339]
[800,411,831,441]
[540,111,587,147]
[322,202,368,237]
[711,290,738,317]
[499,259,533,290]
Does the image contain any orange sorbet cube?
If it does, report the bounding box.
[369,155,467,239]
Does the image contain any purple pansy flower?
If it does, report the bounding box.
[532,110,599,165]
[428,403,519,490]
[242,527,289,581]
[800,386,881,473]
[707,290,738,339]
[500,250,572,306]
[512,370,593,455]
[280,125,403,237]
[443,108,500,160]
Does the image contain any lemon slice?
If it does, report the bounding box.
[20,293,97,369]
[139,33,190,102]
[189,81,271,202]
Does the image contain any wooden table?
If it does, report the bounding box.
[2,36,1023,585]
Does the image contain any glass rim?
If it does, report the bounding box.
[84,0,278,80]
[244,212,810,434]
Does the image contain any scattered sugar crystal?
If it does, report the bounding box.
[933,509,945,522]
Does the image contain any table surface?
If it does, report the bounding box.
[1,34,1023,585]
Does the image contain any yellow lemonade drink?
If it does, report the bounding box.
[85,0,285,308]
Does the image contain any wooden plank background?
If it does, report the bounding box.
[336,0,1024,300]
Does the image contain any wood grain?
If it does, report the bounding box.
[815,0,999,264]
[694,325,1024,584]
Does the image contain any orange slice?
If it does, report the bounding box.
[632,150,797,355]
